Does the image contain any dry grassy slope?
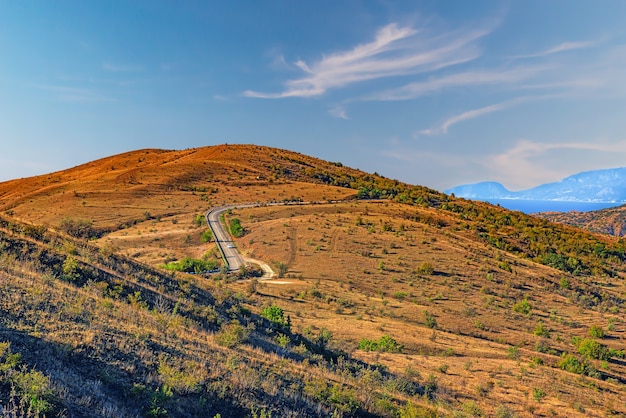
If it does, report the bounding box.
[0,144,363,231]
[536,205,626,237]
[0,144,625,417]
[229,201,626,417]
[1,215,433,417]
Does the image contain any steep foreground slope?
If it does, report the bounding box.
[0,145,625,417]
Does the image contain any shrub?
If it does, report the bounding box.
[261,305,290,329]
[495,404,516,418]
[0,342,53,414]
[507,346,520,360]
[513,298,531,315]
[588,325,605,339]
[393,292,408,301]
[532,388,546,402]
[275,262,288,278]
[417,262,434,275]
[424,310,437,329]
[201,229,213,243]
[533,321,550,338]
[157,358,207,394]
[194,214,205,227]
[59,217,98,239]
[358,334,403,353]
[498,261,512,272]
[162,257,219,273]
[62,255,81,281]
[557,354,598,377]
[576,338,610,360]
[216,322,247,347]
[229,218,244,237]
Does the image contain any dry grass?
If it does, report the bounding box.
[0,144,624,417]
[228,201,626,417]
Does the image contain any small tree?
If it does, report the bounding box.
[317,328,333,350]
[261,305,290,330]
[201,229,213,243]
[275,262,288,278]
[62,255,80,281]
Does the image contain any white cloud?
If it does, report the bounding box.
[329,106,349,119]
[368,66,546,101]
[244,22,493,99]
[514,40,597,59]
[484,139,626,190]
[418,94,561,137]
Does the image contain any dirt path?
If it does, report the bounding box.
[242,256,275,279]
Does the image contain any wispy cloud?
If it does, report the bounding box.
[514,40,598,59]
[329,106,349,119]
[418,94,560,137]
[244,22,494,99]
[367,66,546,101]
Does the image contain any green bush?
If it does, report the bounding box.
[513,298,532,315]
[358,334,403,353]
[0,342,53,414]
[229,218,244,237]
[533,321,550,338]
[261,305,290,329]
[201,229,213,243]
[194,214,205,227]
[157,358,206,394]
[557,353,598,377]
[162,257,219,273]
[588,325,605,338]
[576,338,610,360]
[532,388,546,402]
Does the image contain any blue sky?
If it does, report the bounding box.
[2,1,626,191]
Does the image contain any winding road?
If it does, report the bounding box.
[205,205,253,272]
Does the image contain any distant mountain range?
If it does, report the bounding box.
[446,167,626,203]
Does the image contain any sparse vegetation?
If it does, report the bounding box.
[0,144,625,416]
[162,257,220,273]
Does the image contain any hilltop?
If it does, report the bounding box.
[0,144,625,417]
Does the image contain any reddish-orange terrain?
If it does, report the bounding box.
[0,144,624,417]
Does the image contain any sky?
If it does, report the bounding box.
[2,1,626,191]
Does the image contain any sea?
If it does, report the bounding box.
[476,199,622,214]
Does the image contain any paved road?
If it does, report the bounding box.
[205,205,252,271]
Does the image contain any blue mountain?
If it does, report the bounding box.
[446,167,626,203]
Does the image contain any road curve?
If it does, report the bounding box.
[205,205,253,271]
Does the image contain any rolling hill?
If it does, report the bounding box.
[0,144,625,417]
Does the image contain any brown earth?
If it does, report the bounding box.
[0,144,624,417]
